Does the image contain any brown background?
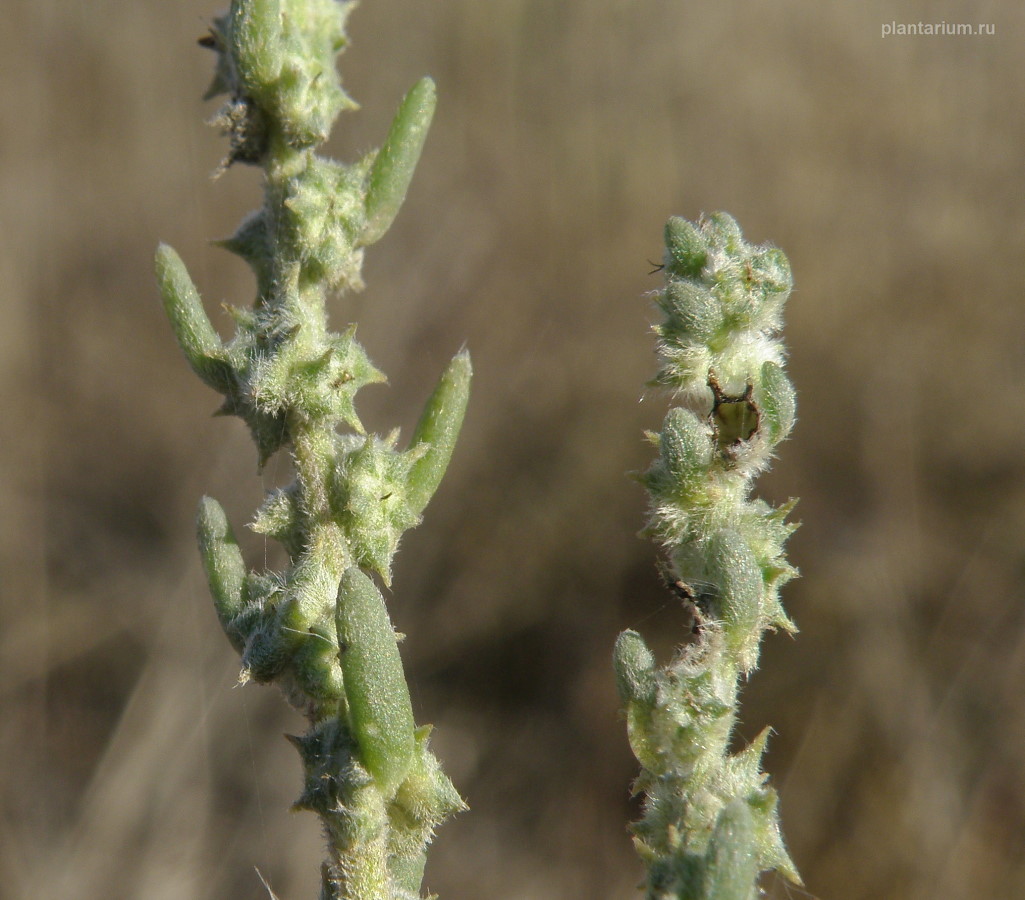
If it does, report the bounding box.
[3,1,1024,898]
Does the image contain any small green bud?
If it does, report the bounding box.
[710,529,763,671]
[246,342,296,414]
[659,279,723,343]
[755,360,796,445]
[283,157,368,291]
[388,729,467,890]
[290,624,345,713]
[748,247,792,299]
[334,435,420,583]
[362,77,437,246]
[405,350,472,518]
[336,567,416,796]
[196,496,248,651]
[230,0,284,99]
[271,0,355,146]
[656,407,713,490]
[664,216,708,278]
[242,613,293,682]
[705,799,760,900]
[250,485,301,551]
[703,212,744,256]
[613,630,658,706]
[289,329,385,429]
[155,244,233,393]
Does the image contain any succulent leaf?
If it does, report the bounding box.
[362,78,438,247]
[336,567,416,797]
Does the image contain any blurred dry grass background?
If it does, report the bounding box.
[3,0,1025,897]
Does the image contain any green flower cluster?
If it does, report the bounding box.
[615,214,801,899]
[156,2,467,898]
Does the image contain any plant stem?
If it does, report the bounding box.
[615,213,802,899]
[157,2,467,897]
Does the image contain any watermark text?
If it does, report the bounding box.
[882,21,995,38]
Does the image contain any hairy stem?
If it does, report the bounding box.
[158,2,467,897]
[615,213,801,899]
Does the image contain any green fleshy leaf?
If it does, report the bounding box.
[362,77,437,246]
[155,244,234,393]
[196,496,248,651]
[405,350,472,518]
[336,567,416,796]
